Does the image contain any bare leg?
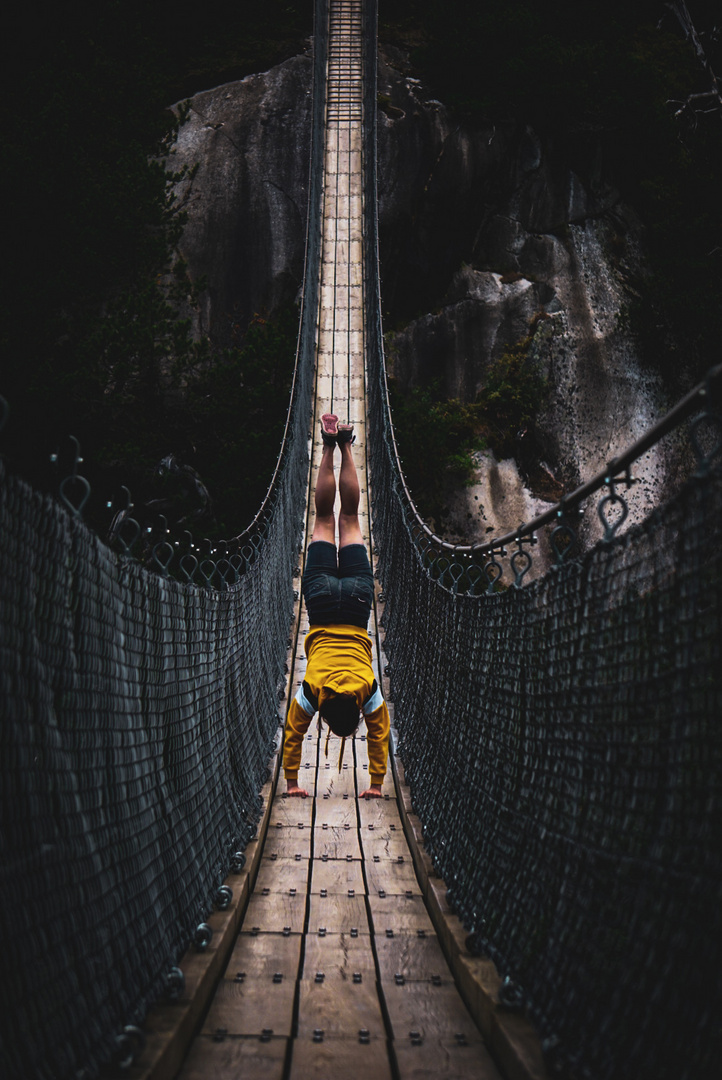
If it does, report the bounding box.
[311,443,337,544]
[338,441,363,548]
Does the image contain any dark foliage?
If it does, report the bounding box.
[3,0,310,537]
[388,336,549,526]
[387,379,484,527]
[182,306,299,538]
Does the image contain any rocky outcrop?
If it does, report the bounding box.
[376,52,691,553]
[169,54,313,346]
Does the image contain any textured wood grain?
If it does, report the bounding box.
[269,795,314,826]
[310,858,365,894]
[358,797,402,827]
[314,797,359,827]
[296,980,385,1038]
[375,934,451,984]
[364,858,420,895]
[255,857,310,894]
[288,1036,392,1080]
[368,893,435,934]
[177,1034,287,1080]
[362,836,413,860]
[315,770,357,797]
[243,891,307,934]
[302,932,377,980]
[312,826,361,860]
[201,978,296,1037]
[394,1035,502,1080]
[261,832,312,860]
[383,982,480,1043]
[307,892,369,934]
[225,932,302,980]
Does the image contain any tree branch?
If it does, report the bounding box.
[665,0,722,120]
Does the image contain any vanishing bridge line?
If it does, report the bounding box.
[1,2,721,1080]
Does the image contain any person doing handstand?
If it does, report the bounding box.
[283,414,389,799]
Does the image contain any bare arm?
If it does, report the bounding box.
[361,701,390,798]
[284,697,313,796]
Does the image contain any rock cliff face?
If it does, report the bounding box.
[170,54,313,346]
[171,48,690,557]
[375,53,690,554]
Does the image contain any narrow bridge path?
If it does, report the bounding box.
[176,2,501,1077]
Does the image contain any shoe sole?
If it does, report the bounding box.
[320,413,339,437]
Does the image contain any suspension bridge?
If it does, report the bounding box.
[1,2,721,1079]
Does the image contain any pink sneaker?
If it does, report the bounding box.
[320,413,339,446]
[337,423,355,445]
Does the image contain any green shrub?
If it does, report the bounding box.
[389,329,548,528]
[475,337,548,459]
[388,379,485,526]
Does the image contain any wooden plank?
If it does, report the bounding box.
[358,794,403,816]
[359,821,398,841]
[310,859,365,894]
[313,827,361,860]
[296,981,385,1039]
[316,760,355,784]
[358,797,402,827]
[267,819,314,843]
[202,979,295,1037]
[242,891,306,934]
[299,746,318,768]
[383,983,480,1044]
[302,932,377,980]
[362,837,412,861]
[394,1035,502,1080]
[269,795,314,826]
[368,894,435,935]
[315,771,357,797]
[300,737,318,767]
[288,1036,392,1080]
[314,797,358,828]
[375,934,451,984]
[225,931,302,981]
[177,1034,287,1080]
[307,893,370,934]
[254,857,310,895]
[365,859,420,896]
[261,833,312,860]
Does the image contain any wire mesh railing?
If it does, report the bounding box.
[363,4,722,1078]
[0,5,329,1078]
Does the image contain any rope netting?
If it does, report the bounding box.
[362,9,722,1077]
[0,464,296,1077]
[373,458,721,1080]
[0,7,327,1077]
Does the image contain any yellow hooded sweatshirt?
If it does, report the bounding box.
[283,625,390,785]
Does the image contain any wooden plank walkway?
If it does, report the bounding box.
[175,3,501,1077]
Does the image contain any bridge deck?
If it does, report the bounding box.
[176,3,500,1077]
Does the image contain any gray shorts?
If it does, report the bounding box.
[302,542,374,629]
